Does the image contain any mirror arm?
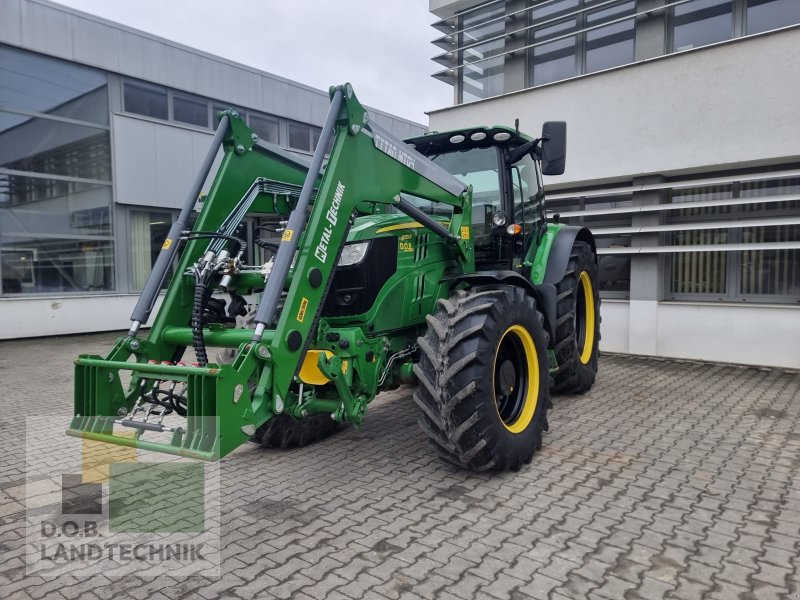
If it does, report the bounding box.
[506,137,543,165]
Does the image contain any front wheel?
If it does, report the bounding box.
[253,414,339,449]
[552,240,601,394]
[413,285,551,471]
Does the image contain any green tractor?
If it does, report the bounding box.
[69,84,599,471]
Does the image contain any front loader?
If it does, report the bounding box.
[68,83,599,471]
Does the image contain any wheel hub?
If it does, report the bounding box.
[497,360,516,396]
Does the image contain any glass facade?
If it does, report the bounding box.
[129,210,173,291]
[125,80,325,154]
[173,94,209,128]
[671,0,733,52]
[437,0,800,102]
[0,45,114,295]
[460,2,506,102]
[124,81,168,120]
[746,0,800,34]
[550,168,799,304]
[669,0,800,51]
[0,43,357,299]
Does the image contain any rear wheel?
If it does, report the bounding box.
[413,285,551,471]
[552,241,601,394]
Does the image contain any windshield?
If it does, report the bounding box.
[403,147,500,224]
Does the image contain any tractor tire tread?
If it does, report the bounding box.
[413,285,551,471]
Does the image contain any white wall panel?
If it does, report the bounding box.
[112,114,218,209]
[0,295,164,339]
[429,27,800,187]
[598,300,630,354]
[655,303,800,368]
[153,125,199,209]
[112,115,158,206]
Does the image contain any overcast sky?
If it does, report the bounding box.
[52,0,452,125]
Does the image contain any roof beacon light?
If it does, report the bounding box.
[449,134,466,144]
[493,132,511,141]
[470,131,487,141]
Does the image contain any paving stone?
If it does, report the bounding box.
[1,336,798,600]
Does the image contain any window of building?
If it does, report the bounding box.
[439,0,800,105]
[670,0,733,52]
[172,94,208,127]
[249,113,280,144]
[459,2,506,102]
[584,205,634,296]
[585,2,636,74]
[123,81,168,120]
[596,237,632,294]
[129,210,173,290]
[746,0,800,34]
[311,126,323,151]
[288,121,312,152]
[546,193,634,296]
[667,175,800,302]
[0,47,114,296]
[531,19,579,86]
[528,0,635,88]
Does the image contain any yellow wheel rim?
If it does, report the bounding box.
[578,271,595,364]
[493,325,540,434]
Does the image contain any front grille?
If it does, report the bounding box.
[321,237,397,318]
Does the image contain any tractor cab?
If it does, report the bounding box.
[405,123,566,272]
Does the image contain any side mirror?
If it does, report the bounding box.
[541,121,566,176]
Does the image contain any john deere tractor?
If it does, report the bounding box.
[69,84,599,471]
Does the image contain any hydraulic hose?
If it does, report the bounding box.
[191,277,212,366]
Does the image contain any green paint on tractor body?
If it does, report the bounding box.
[68,84,592,462]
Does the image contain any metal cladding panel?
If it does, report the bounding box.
[0,0,23,46]
[283,86,315,124]
[309,97,329,125]
[21,1,72,58]
[153,125,201,209]
[191,134,224,198]
[72,16,120,71]
[118,32,169,83]
[259,78,290,116]
[5,1,425,139]
[112,115,159,207]
[164,47,201,93]
[199,65,263,110]
[113,114,219,209]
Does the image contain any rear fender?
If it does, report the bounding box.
[542,226,596,285]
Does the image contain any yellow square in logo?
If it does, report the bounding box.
[282,229,294,242]
[82,433,137,484]
[460,226,470,240]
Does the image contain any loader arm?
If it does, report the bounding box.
[68,83,472,460]
[261,85,472,410]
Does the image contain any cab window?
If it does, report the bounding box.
[511,152,544,239]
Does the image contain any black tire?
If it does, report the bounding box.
[413,285,551,472]
[217,346,339,450]
[552,241,601,394]
[253,414,339,449]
